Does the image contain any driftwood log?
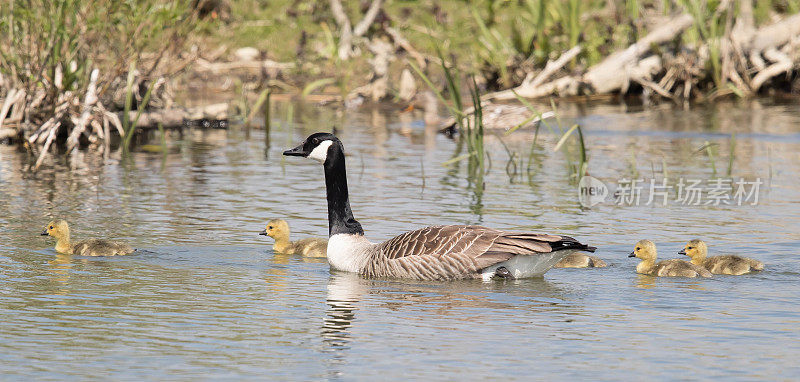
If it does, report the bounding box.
[486,9,800,101]
[118,102,229,128]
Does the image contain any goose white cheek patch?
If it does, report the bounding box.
[308,140,333,163]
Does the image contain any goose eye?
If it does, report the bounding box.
[311,138,319,145]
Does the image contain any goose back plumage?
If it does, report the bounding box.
[337,225,594,280]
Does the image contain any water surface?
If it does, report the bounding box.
[1,100,799,380]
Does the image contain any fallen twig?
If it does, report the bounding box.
[385,26,426,69]
[330,0,384,60]
[66,68,99,153]
[526,46,582,89]
[34,121,60,171]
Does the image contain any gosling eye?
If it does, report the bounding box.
[636,247,640,251]
[49,226,53,229]
[687,246,693,250]
[268,226,273,230]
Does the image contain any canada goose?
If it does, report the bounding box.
[259,218,327,258]
[629,240,711,278]
[679,239,763,275]
[439,104,554,135]
[283,132,596,280]
[553,253,608,268]
[41,219,134,256]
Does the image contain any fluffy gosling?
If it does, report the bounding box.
[679,239,763,275]
[41,219,134,256]
[629,239,711,278]
[260,219,327,258]
[554,253,608,268]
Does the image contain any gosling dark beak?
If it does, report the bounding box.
[40,229,48,236]
[628,251,636,258]
[283,143,308,157]
[259,229,268,236]
[678,249,686,255]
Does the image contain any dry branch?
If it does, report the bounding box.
[385,26,426,69]
[526,46,582,89]
[0,88,25,130]
[583,14,693,94]
[66,68,99,153]
[117,103,228,128]
[748,13,800,52]
[34,121,60,171]
[751,48,793,91]
[194,58,294,74]
[330,0,384,60]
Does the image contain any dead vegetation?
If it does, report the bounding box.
[0,0,198,169]
[485,1,800,102]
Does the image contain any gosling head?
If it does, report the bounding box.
[260,219,290,240]
[679,239,707,261]
[41,219,70,240]
[630,239,657,261]
[283,132,340,164]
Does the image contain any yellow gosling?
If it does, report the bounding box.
[554,253,608,268]
[41,219,135,256]
[260,219,327,258]
[680,239,764,275]
[629,239,711,278]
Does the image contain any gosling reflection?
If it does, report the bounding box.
[265,251,327,293]
[635,273,657,289]
[46,253,83,296]
[635,273,708,291]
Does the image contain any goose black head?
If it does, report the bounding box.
[283,132,339,164]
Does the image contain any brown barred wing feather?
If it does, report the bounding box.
[367,225,591,280]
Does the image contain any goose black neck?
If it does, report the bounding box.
[323,142,364,236]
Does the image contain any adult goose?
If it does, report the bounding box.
[283,132,596,281]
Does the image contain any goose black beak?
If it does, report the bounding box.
[283,143,308,157]
[678,249,686,255]
[259,229,268,236]
[628,251,636,258]
[40,230,48,236]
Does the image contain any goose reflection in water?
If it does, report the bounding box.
[320,271,582,359]
[321,271,364,379]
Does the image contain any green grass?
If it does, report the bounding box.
[122,63,158,152]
